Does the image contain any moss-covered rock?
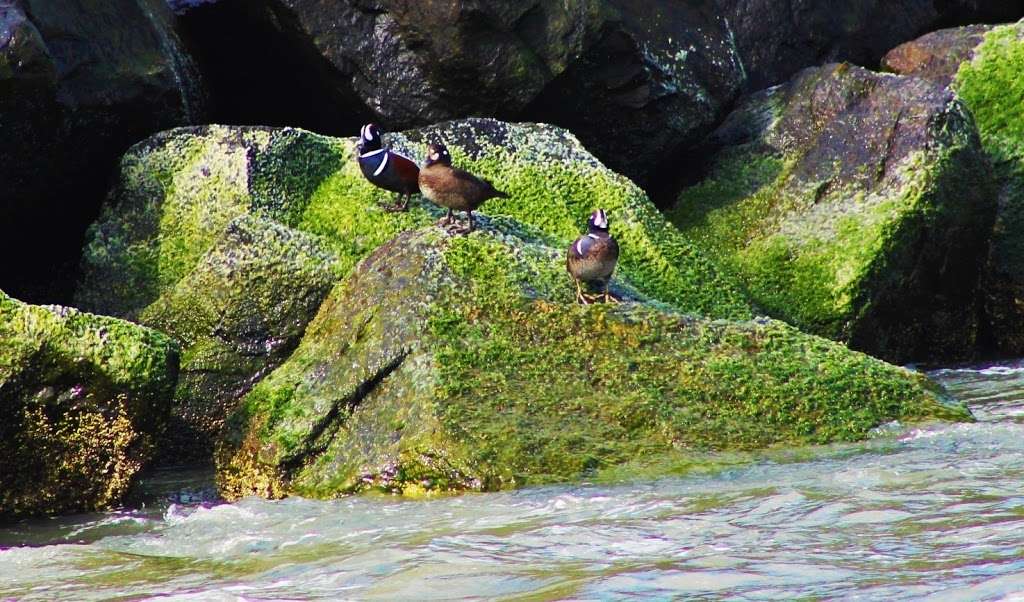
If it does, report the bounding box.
[952,23,1024,354]
[0,290,178,518]
[215,222,970,500]
[80,120,748,320]
[883,23,1024,355]
[669,63,996,363]
[76,120,751,462]
[140,215,343,464]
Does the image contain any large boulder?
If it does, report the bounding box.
[77,119,749,462]
[171,1,1024,187]
[886,23,1024,355]
[0,0,204,304]
[175,0,745,187]
[215,223,969,500]
[951,23,1024,355]
[0,290,179,518]
[140,215,343,464]
[718,0,1024,91]
[669,63,995,364]
[881,24,995,86]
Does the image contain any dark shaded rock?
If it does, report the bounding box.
[215,223,970,500]
[171,0,1024,188]
[718,0,1024,92]
[886,22,1024,354]
[77,119,749,463]
[882,24,995,86]
[167,0,218,13]
[175,0,744,187]
[171,0,373,138]
[0,290,179,518]
[246,0,607,127]
[0,0,204,304]
[670,63,996,364]
[524,0,746,187]
[951,23,1024,354]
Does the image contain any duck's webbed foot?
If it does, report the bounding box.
[574,279,592,305]
[382,194,410,212]
[603,282,620,304]
[440,212,473,235]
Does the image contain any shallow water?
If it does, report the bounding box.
[4,362,1024,601]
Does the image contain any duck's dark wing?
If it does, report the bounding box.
[359,150,420,195]
[568,233,597,260]
[451,167,509,200]
[571,233,620,259]
[386,152,420,194]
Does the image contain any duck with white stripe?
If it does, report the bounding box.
[566,209,620,304]
[356,123,420,212]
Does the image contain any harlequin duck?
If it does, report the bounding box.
[357,123,420,212]
[567,209,620,304]
[418,142,508,232]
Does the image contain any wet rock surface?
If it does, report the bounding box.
[718,0,1024,91]
[77,119,749,464]
[670,63,995,363]
[0,290,179,518]
[215,223,969,500]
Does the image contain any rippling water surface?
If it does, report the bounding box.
[4,362,1024,600]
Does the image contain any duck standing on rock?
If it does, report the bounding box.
[418,142,508,233]
[357,123,420,212]
[567,209,620,304]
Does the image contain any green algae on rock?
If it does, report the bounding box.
[215,222,970,500]
[79,120,749,321]
[0,290,178,518]
[139,215,343,464]
[76,119,750,462]
[670,63,996,364]
[953,23,1024,355]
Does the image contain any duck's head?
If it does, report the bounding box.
[358,123,383,154]
[424,142,452,167]
[588,208,610,233]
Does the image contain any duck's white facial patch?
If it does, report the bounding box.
[593,210,608,229]
[430,153,440,161]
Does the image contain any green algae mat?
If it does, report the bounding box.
[75,119,751,462]
[0,290,178,517]
[216,222,970,499]
[670,63,995,364]
[72,118,971,499]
